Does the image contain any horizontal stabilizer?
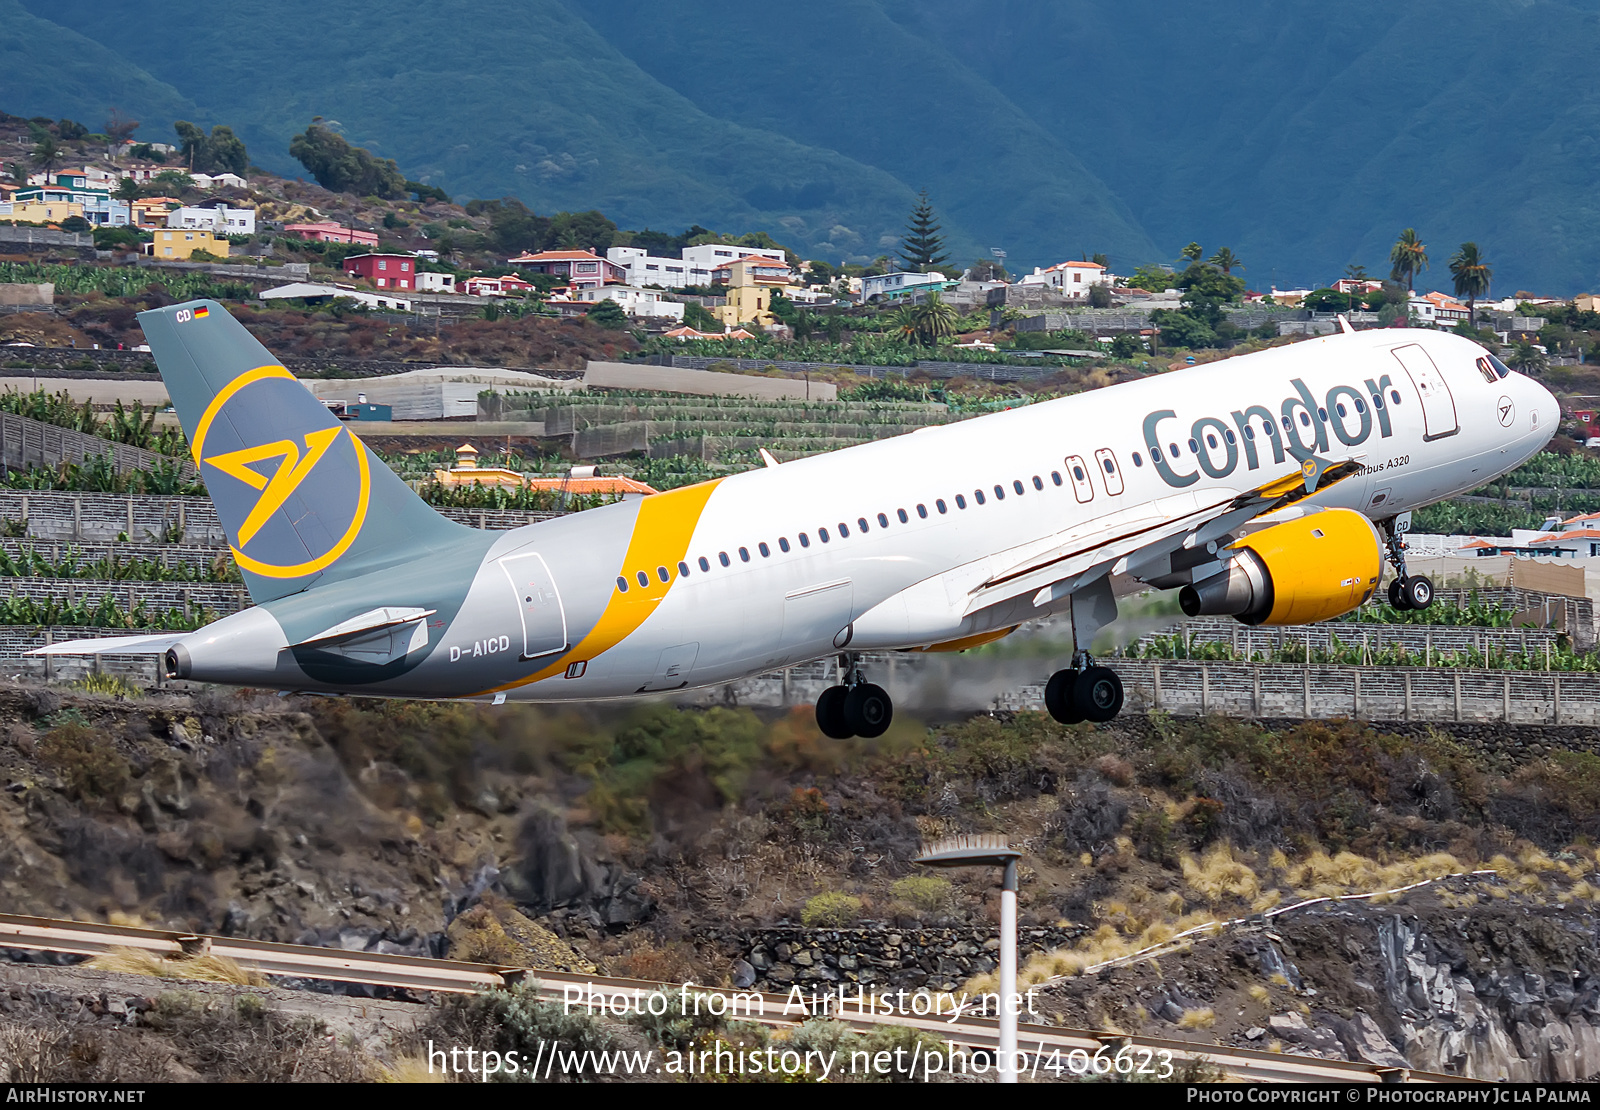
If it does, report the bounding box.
[292,606,435,650]
[28,633,188,656]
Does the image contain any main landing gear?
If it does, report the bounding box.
[815,653,893,740]
[1381,520,1434,612]
[1044,652,1125,725]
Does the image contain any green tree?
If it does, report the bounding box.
[30,134,60,174]
[173,121,248,176]
[1345,263,1369,281]
[114,177,142,205]
[1449,242,1492,324]
[681,301,721,332]
[1088,282,1113,308]
[1091,252,1109,268]
[1207,247,1243,274]
[54,119,87,141]
[896,292,959,345]
[586,299,628,329]
[1508,340,1548,375]
[1390,228,1428,291]
[1125,264,1174,291]
[288,124,406,199]
[897,190,951,273]
[966,258,1007,282]
[1181,241,1204,262]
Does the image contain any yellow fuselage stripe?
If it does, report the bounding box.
[481,478,722,694]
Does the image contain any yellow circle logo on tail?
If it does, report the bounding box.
[192,365,371,578]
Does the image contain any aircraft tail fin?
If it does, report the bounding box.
[138,299,472,603]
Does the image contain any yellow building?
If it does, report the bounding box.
[711,254,792,328]
[143,229,229,260]
[0,200,85,224]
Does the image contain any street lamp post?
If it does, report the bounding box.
[914,833,1024,1083]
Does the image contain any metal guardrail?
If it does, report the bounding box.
[0,909,1469,1083]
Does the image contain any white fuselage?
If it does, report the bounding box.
[464,328,1555,702]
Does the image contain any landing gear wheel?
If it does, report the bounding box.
[815,685,852,740]
[1045,668,1083,725]
[1402,574,1434,611]
[1388,578,1413,611]
[843,683,892,738]
[1074,666,1124,723]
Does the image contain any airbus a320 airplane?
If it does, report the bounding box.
[38,301,1557,736]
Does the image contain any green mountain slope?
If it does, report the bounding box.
[14,0,949,264]
[566,0,1161,274]
[887,0,1600,294]
[0,0,197,134]
[12,1,1600,291]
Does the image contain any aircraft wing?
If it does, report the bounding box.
[958,455,1364,619]
[28,633,188,656]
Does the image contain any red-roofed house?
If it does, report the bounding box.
[343,253,417,290]
[710,255,793,286]
[463,274,535,297]
[507,249,625,289]
[1018,259,1110,301]
[284,222,379,249]
[1410,291,1471,326]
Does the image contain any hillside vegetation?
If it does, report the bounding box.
[5,1,1599,290]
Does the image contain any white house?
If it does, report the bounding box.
[258,281,412,312]
[415,272,456,293]
[1409,291,1471,327]
[860,271,949,301]
[1017,260,1111,301]
[576,285,685,320]
[680,242,785,275]
[188,172,248,190]
[166,203,256,235]
[606,246,709,288]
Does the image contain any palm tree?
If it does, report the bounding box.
[1181,242,1204,262]
[1389,229,1428,291]
[1207,247,1243,274]
[1508,340,1547,376]
[29,134,60,176]
[1448,242,1492,324]
[897,293,959,346]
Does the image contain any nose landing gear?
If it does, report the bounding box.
[1381,519,1434,612]
[815,653,893,740]
[1044,653,1124,725]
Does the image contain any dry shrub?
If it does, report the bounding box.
[1094,753,1135,787]
[1247,984,1270,1004]
[1178,1007,1216,1030]
[446,906,521,965]
[379,1054,451,1083]
[87,948,267,987]
[1181,845,1261,903]
[36,722,129,801]
[608,939,700,984]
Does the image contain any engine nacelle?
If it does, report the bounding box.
[1178,509,1382,626]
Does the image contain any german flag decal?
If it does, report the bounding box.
[193,306,210,319]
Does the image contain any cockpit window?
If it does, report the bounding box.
[1485,352,1513,379]
[1476,356,1498,384]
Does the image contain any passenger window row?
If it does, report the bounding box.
[612,451,1129,593]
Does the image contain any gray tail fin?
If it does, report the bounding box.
[138,299,471,603]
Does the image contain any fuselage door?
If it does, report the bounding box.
[1094,449,1125,496]
[1391,344,1459,441]
[499,551,567,659]
[1065,455,1095,503]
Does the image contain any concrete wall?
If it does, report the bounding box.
[0,283,52,307]
[584,360,837,401]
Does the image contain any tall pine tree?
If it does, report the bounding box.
[898,190,951,273]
